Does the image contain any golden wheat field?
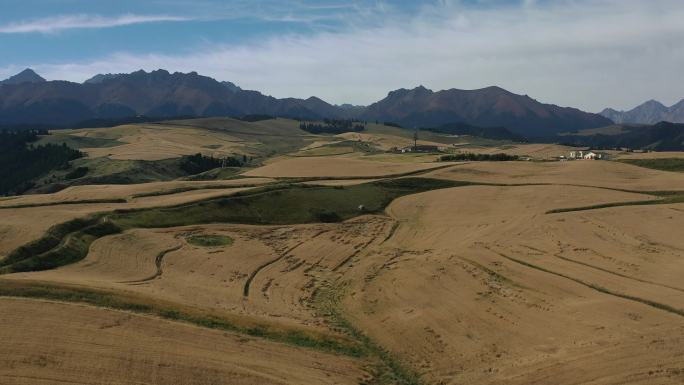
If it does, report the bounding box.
[2,120,684,385]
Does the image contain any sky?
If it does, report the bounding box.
[0,0,683,112]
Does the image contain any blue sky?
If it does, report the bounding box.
[1,0,683,111]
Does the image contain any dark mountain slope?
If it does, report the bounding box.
[560,121,684,151]
[422,122,524,141]
[0,69,344,125]
[0,68,46,85]
[1,69,612,138]
[360,86,612,137]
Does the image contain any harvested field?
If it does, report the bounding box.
[74,124,246,160]
[3,117,684,385]
[611,151,684,160]
[244,156,445,178]
[451,143,579,159]
[339,184,684,384]
[336,132,446,151]
[0,178,273,208]
[6,217,394,328]
[0,298,366,385]
[0,183,269,260]
[425,159,684,190]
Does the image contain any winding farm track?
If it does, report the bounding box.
[489,248,684,318]
[243,230,329,297]
[120,243,183,285]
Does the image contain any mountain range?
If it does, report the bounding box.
[0,68,612,137]
[559,121,684,151]
[601,100,684,124]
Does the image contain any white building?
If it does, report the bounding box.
[568,150,602,160]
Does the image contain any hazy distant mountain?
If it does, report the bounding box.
[360,86,612,137]
[83,73,126,84]
[0,68,46,85]
[423,121,524,141]
[0,69,345,125]
[221,81,242,93]
[601,99,684,124]
[560,121,684,151]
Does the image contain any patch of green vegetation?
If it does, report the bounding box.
[0,281,365,357]
[1,178,465,275]
[619,158,684,172]
[130,182,262,199]
[546,192,684,214]
[64,166,89,180]
[295,145,355,157]
[109,178,465,229]
[313,281,422,385]
[0,130,83,195]
[36,134,123,149]
[0,216,121,273]
[187,234,234,247]
[202,144,222,149]
[185,167,246,180]
[31,155,241,194]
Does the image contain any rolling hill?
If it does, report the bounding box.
[560,121,684,150]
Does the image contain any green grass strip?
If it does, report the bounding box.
[0,281,366,358]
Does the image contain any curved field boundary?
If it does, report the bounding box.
[0,198,127,209]
[490,250,684,318]
[332,235,380,272]
[545,194,684,214]
[553,253,684,293]
[379,221,400,245]
[275,163,457,183]
[0,279,366,358]
[120,243,183,284]
[243,230,330,298]
[130,183,265,199]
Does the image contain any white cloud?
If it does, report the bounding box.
[0,14,191,34]
[3,0,684,111]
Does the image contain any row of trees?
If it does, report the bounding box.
[0,130,83,195]
[179,153,243,174]
[299,119,366,134]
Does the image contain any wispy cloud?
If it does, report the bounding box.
[0,14,191,34]
[3,0,684,111]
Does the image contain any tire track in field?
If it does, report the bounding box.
[487,247,684,318]
[243,230,329,298]
[120,244,183,285]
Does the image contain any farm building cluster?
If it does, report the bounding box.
[560,150,604,160]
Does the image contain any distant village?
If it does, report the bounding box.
[560,150,603,160]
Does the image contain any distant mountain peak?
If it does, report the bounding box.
[386,85,433,99]
[84,73,126,84]
[363,84,611,137]
[1,68,46,85]
[641,99,667,108]
[600,98,682,124]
